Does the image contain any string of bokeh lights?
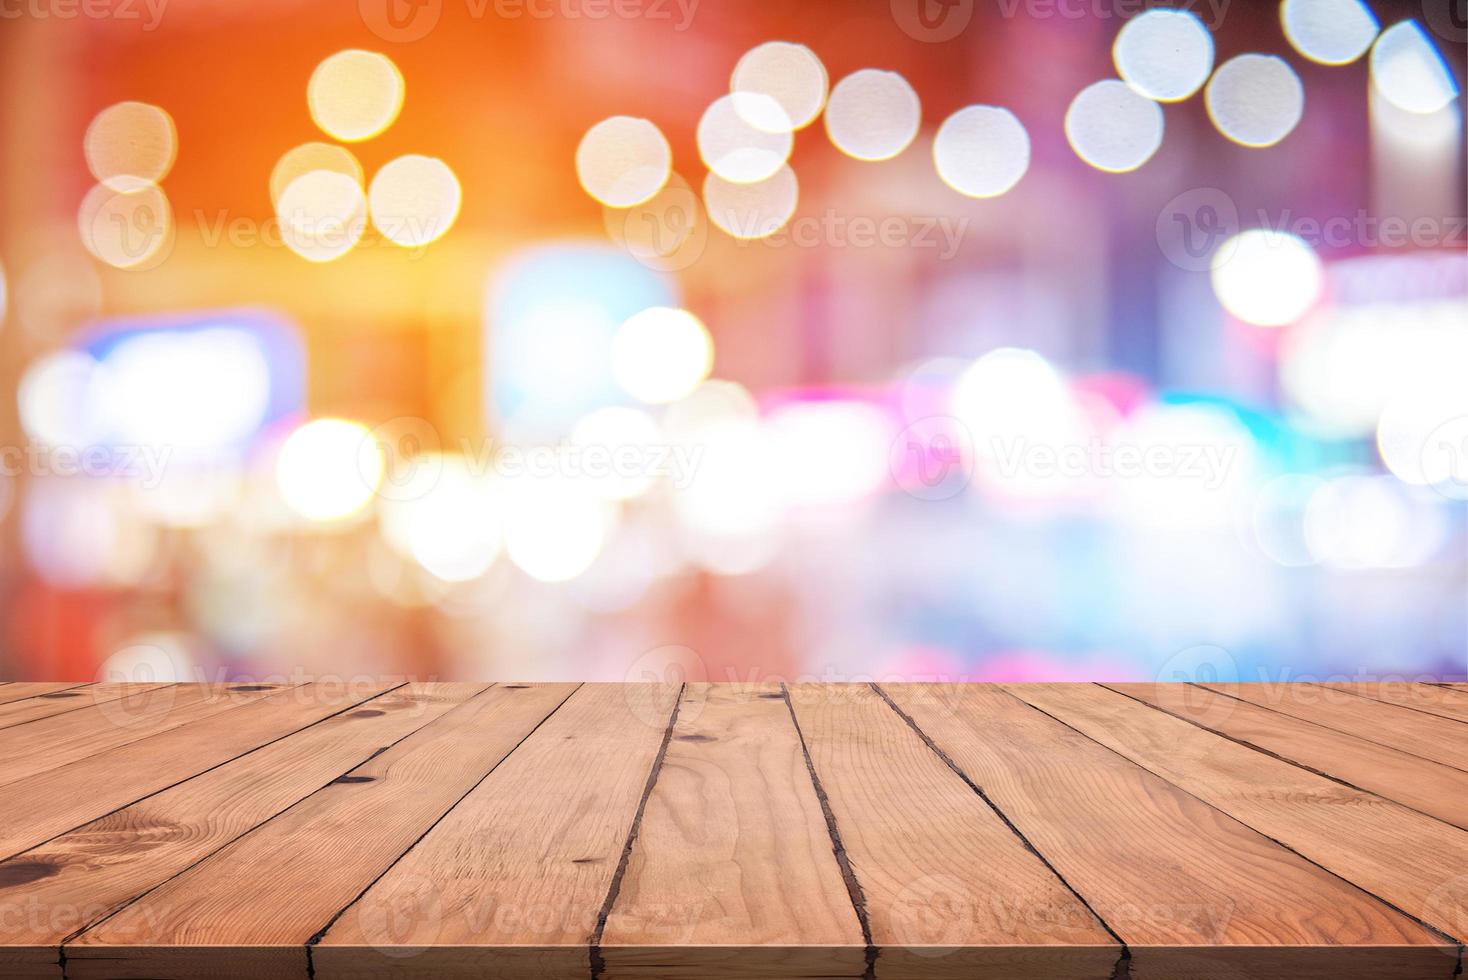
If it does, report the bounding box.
[78,49,464,269]
[5,0,1462,610]
[574,5,1456,312]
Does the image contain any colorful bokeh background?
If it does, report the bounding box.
[0,0,1464,686]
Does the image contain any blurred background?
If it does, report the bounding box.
[0,0,1463,686]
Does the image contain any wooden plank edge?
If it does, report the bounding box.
[586,682,685,979]
[48,941,1460,980]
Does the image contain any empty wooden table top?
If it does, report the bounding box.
[0,681,1464,979]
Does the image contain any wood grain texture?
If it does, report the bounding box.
[1201,682,1468,772]
[313,682,677,980]
[0,684,465,979]
[2,682,1466,980]
[67,683,575,980]
[0,684,173,731]
[0,682,292,788]
[0,683,92,706]
[785,683,1118,980]
[1311,682,1468,725]
[0,681,394,862]
[600,683,866,979]
[886,683,1451,980]
[1113,682,1468,832]
[1009,683,1468,949]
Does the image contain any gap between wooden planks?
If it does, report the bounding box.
[0,681,1463,979]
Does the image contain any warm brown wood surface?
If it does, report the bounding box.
[1115,682,1468,831]
[0,684,173,731]
[0,682,1464,979]
[1312,682,1468,726]
[1199,682,1468,772]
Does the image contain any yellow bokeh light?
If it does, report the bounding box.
[307,50,405,142]
[698,94,793,184]
[1112,10,1214,102]
[17,350,112,447]
[933,106,1030,199]
[275,418,383,523]
[1281,0,1378,66]
[1064,79,1164,173]
[612,307,714,405]
[77,183,174,270]
[703,164,798,240]
[576,116,672,208]
[368,154,462,248]
[1370,21,1459,114]
[1210,229,1322,326]
[731,41,828,133]
[270,143,364,207]
[824,69,921,162]
[84,102,177,192]
[503,474,611,583]
[572,406,666,500]
[276,169,367,263]
[1205,54,1304,148]
[378,454,502,582]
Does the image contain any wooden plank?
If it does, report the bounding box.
[67,683,576,980]
[1008,684,1468,946]
[1200,683,1468,772]
[600,683,866,979]
[1113,683,1468,832]
[883,683,1454,979]
[313,682,679,980]
[0,683,92,706]
[0,681,396,862]
[0,683,293,788]
[0,684,173,731]
[1312,682,1468,726]
[784,683,1118,979]
[0,684,479,980]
